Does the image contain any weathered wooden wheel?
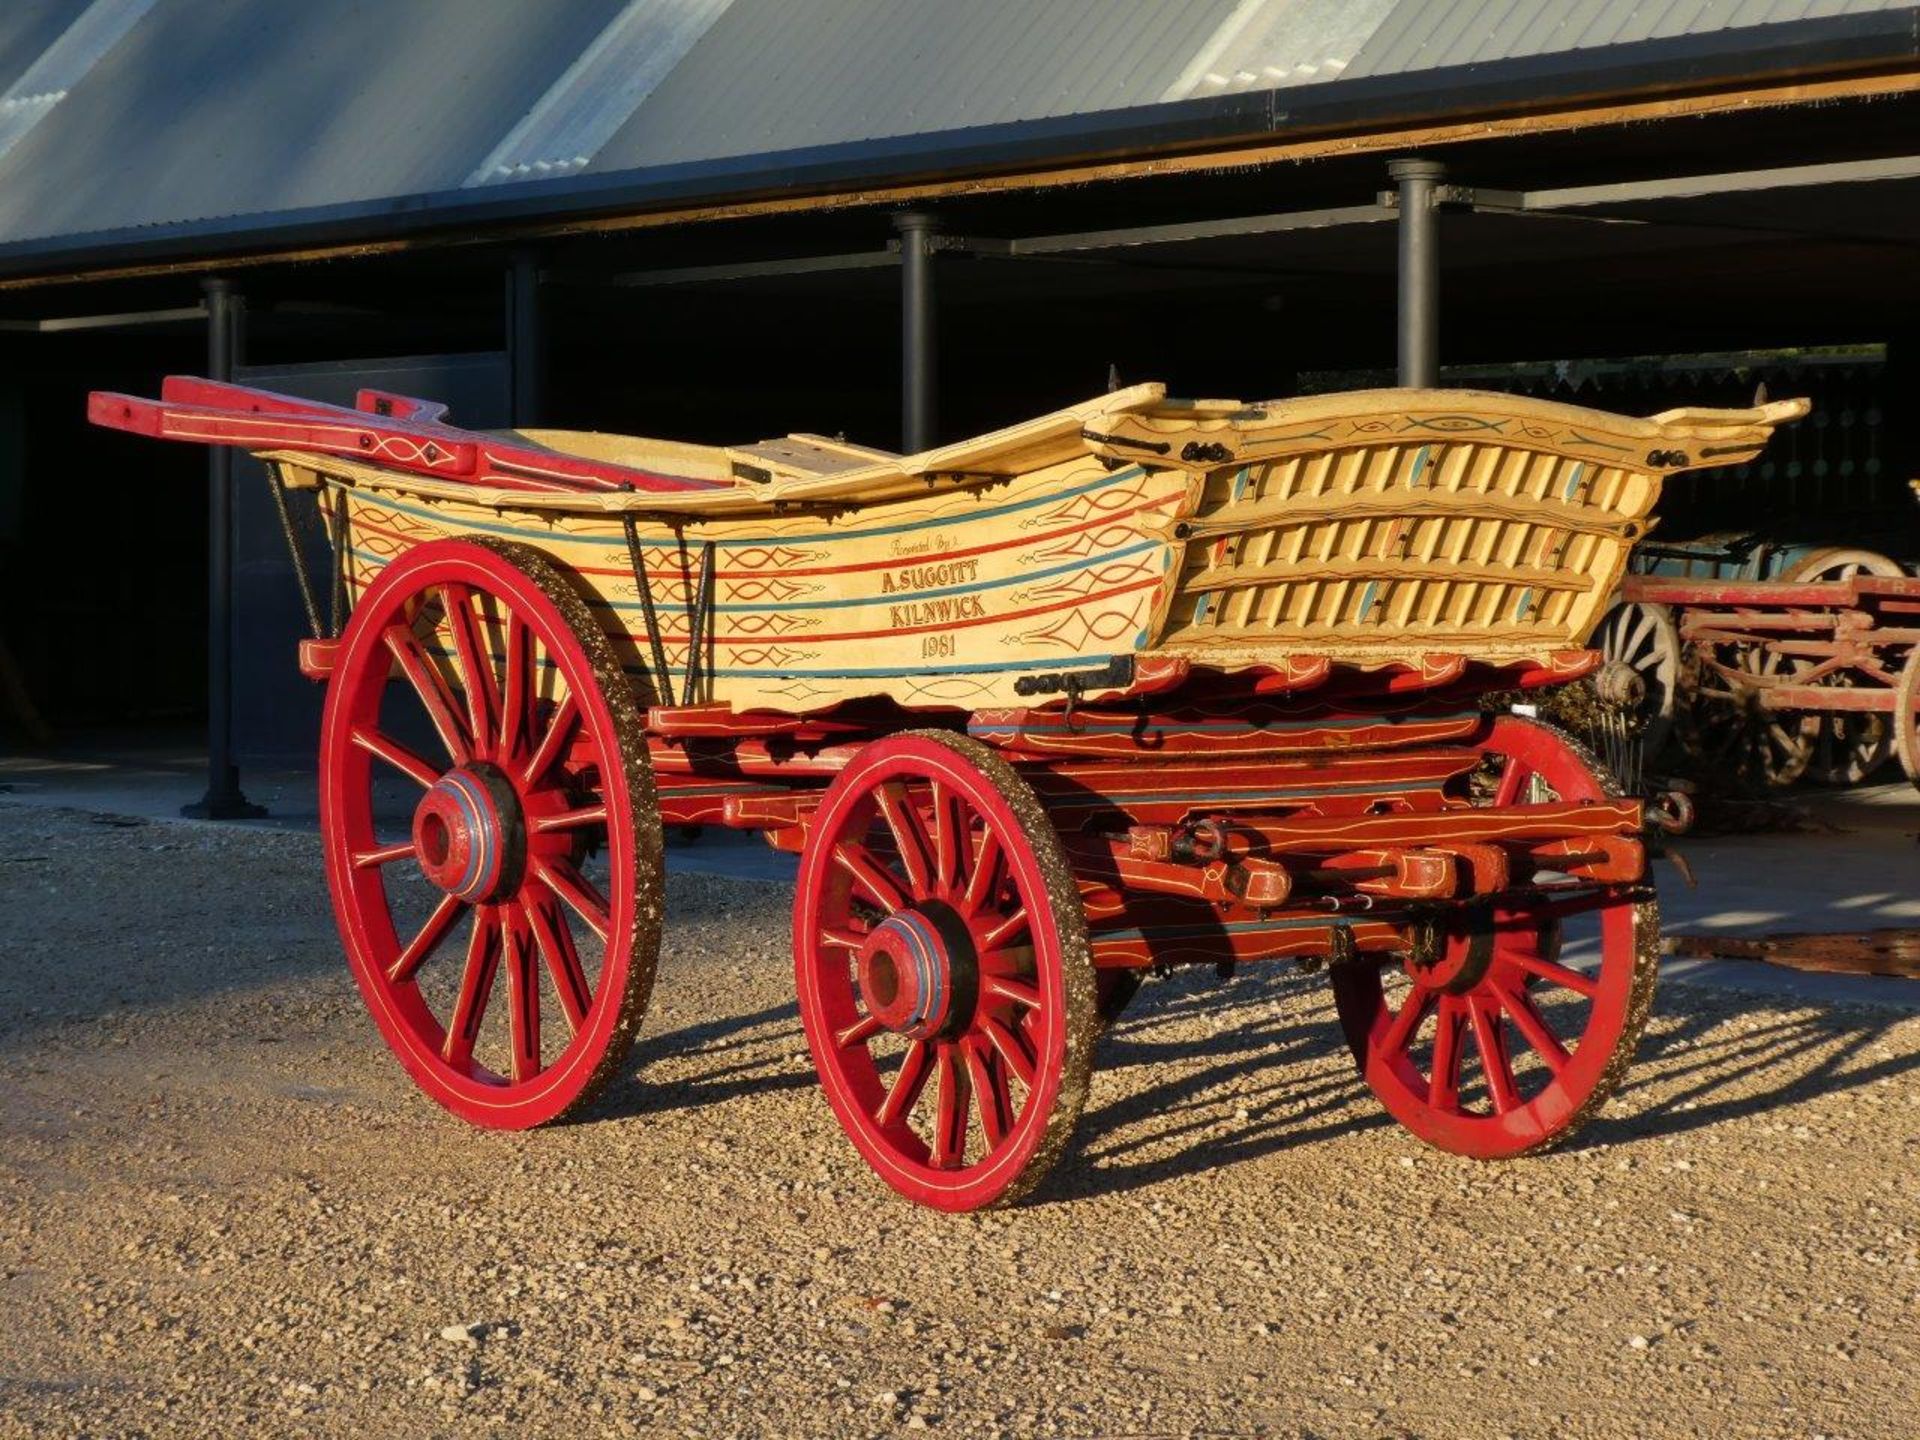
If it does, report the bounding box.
[319,538,662,1129]
[1593,599,1682,760]
[1896,646,1920,796]
[1796,674,1894,786]
[1778,547,1907,584]
[1331,717,1658,1159]
[793,730,1097,1211]
[1676,641,1811,789]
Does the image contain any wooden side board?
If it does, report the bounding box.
[258,385,1811,714]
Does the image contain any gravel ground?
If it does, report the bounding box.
[2,802,1917,1439]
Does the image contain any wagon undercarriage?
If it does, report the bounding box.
[91,376,1805,1211]
[305,537,1658,1210]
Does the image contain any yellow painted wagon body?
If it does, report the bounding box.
[262,384,1805,713]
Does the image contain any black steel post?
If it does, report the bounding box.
[894,211,939,452]
[507,251,545,426]
[1389,157,1444,388]
[184,276,264,819]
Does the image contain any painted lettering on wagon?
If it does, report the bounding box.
[880,557,981,593]
[890,594,987,628]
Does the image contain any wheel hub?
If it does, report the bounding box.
[412,765,526,903]
[1409,909,1498,994]
[856,903,978,1041]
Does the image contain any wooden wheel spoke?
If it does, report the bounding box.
[961,829,1004,917]
[350,725,441,789]
[531,803,609,834]
[875,782,936,896]
[498,612,532,761]
[1468,997,1520,1114]
[1379,983,1434,1058]
[977,906,1029,955]
[877,1039,934,1129]
[979,1015,1036,1088]
[442,584,499,759]
[931,1043,971,1168]
[352,839,417,869]
[1506,949,1600,998]
[1496,983,1571,1074]
[502,908,541,1084]
[963,1037,1013,1151]
[522,694,580,789]
[535,856,612,944]
[1428,995,1466,1108]
[442,910,501,1068]
[387,891,466,983]
[524,892,591,1037]
[383,623,472,766]
[821,923,869,951]
[1492,756,1536,808]
[834,1012,885,1050]
[929,781,968,898]
[982,972,1041,1012]
[834,841,910,914]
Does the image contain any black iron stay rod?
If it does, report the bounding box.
[682,540,717,707]
[618,496,675,706]
[264,464,324,640]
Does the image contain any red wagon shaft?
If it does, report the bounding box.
[92,376,1806,1212]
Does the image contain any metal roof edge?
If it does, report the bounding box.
[3,6,1916,284]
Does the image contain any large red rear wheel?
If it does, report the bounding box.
[319,538,662,1129]
[1331,717,1657,1158]
[794,731,1097,1211]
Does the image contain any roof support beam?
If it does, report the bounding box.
[1389,158,1443,389]
[895,211,939,453]
[184,276,265,822]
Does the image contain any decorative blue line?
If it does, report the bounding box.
[444,773,490,898]
[352,539,1161,615]
[1409,445,1431,488]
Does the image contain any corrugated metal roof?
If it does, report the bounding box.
[1343,0,1906,76]
[0,0,157,167]
[0,0,630,245]
[0,2,96,97]
[0,0,1914,263]
[588,0,1246,172]
[465,0,735,187]
[1161,0,1401,100]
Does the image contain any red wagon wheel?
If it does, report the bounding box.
[319,537,662,1129]
[1331,716,1658,1159]
[794,730,1097,1211]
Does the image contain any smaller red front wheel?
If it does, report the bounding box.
[319,538,663,1129]
[794,731,1097,1212]
[1331,717,1658,1159]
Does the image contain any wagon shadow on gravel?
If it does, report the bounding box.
[1582,977,1920,1148]
[1048,967,1396,1202]
[1035,965,1920,1205]
[590,997,812,1123]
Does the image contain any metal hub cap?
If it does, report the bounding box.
[411,766,524,903]
[856,904,978,1041]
